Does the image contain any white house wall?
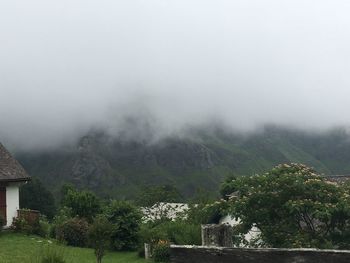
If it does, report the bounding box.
[6,183,20,227]
[220,215,261,246]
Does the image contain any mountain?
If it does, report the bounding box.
[15,126,350,199]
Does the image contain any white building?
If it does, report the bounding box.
[141,202,190,222]
[0,143,30,227]
[219,214,261,247]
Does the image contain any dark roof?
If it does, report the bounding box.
[324,175,350,184]
[0,143,30,182]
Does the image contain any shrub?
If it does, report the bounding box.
[37,216,51,238]
[51,207,73,238]
[61,186,101,222]
[104,200,142,251]
[137,246,145,258]
[20,177,56,219]
[11,213,50,238]
[141,220,201,246]
[153,241,170,263]
[88,215,113,263]
[56,217,89,247]
[28,245,68,263]
[0,214,5,229]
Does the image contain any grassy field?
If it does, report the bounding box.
[0,232,147,263]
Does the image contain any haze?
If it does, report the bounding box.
[1,0,350,150]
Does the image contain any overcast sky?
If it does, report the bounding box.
[1,0,350,150]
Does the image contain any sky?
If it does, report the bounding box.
[1,0,350,150]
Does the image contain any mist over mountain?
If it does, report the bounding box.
[2,1,350,199]
[2,0,350,151]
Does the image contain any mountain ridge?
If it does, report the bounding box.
[16,126,350,199]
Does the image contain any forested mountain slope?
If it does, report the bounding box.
[16,126,350,199]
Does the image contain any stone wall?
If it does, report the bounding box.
[170,245,350,263]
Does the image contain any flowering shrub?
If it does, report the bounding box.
[153,240,170,263]
[224,163,350,249]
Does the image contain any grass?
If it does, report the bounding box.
[0,232,147,263]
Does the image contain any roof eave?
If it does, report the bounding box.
[0,177,31,183]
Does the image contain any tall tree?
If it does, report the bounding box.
[61,186,101,221]
[20,177,56,218]
[224,163,350,248]
[135,185,183,207]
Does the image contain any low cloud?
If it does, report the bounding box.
[1,0,350,150]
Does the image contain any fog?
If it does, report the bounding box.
[1,0,350,150]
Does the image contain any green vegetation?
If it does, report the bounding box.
[17,126,350,200]
[20,177,56,219]
[61,185,101,222]
[105,200,142,251]
[88,215,113,263]
[0,233,146,263]
[135,185,183,207]
[223,163,350,249]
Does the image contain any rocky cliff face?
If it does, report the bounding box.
[18,132,221,198]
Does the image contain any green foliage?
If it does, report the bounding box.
[225,163,350,248]
[186,201,227,225]
[220,175,238,199]
[51,207,74,238]
[135,185,183,207]
[88,215,113,263]
[61,186,101,221]
[0,214,5,228]
[29,245,68,263]
[56,217,89,247]
[140,220,201,246]
[18,126,350,201]
[104,200,142,251]
[20,177,56,219]
[152,241,170,263]
[11,213,49,238]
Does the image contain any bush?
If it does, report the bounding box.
[11,213,49,237]
[20,177,56,219]
[153,241,170,263]
[0,214,5,228]
[61,186,101,222]
[56,217,89,247]
[104,200,142,251]
[28,245,68,263]
[37,216,51,238]
[140,220,201,246]
[88,215,113,263]
[51,207,73,238]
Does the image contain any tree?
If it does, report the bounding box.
[135,185,183,207]
[220,175,238,200]
[136,185,184,222]
[20,177,56,218]
[61,186,101,222]
[104,200,142,251]
[88,215,113,263]
[224,163,350,248]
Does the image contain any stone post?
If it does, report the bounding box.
[144,243,151,259]
[201,224,233,247]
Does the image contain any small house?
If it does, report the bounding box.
[0,143,30,227]
[141,202,190,222]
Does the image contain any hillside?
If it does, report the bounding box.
[16,126,350,199]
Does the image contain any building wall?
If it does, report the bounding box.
[6,182,20,227]
[219,215,261,246]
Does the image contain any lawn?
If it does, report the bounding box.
[0,232,148,263]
